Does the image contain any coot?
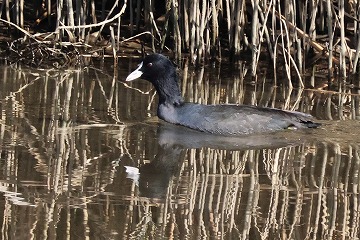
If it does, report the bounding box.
[126,54,320,135]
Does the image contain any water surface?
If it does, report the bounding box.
[0,59,359,239]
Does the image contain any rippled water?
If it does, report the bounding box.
[0,58,359,239]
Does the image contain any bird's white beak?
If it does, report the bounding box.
[126,62,143,81]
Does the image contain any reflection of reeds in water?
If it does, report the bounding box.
[0,63,157,238]
[120,143,360,239]
[154,143,360,239]
[0,60,360,238]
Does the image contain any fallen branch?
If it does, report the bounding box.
[305,88,360,96]
[0,18,40,43]
[274,10,341,65]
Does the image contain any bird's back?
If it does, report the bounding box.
[158,103,319,135]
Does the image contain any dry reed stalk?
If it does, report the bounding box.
[308,0,319,44]
[273,35,280,85]
[277,1,293,87]
[12,0,18,26]
[196,67,206,103]
[56,0,64,39]
[90,0,97,24]
[211,0,218,57]
[234,0,245,55]
[66,0,74,27]
[160,1,170,51]
[296,1,307,74]
[144,0,154,51]
[205,7,210,58]
[250,0,260,76]
[75,0,80,37]
[182,0,190,50]
[257,3,274,61]
[189,0,198,61]
[339,0,347,77]
[19,0,24,28]
[287,0,304,75]
[172,0,182,58]
[352,33,360,74]
[198,0,206,60]
[296,36,303,74]
[282,46,304,87]
[225,0,232,47]
[109,26,118,61]
[117,13,121,50]
[4,0,10,23]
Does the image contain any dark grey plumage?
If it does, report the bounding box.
[126,53,320,135]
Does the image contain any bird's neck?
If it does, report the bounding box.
[155,76,184,107]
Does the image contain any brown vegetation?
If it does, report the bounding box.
[0,0,360,81]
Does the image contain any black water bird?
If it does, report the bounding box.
[125,54,320,135]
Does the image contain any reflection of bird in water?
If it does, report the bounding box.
[125,122,310,200]
[138,144,185,200]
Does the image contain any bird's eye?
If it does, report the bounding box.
[147,63,153,67]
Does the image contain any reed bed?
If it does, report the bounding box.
[0,59,359,238]
[1,0,360,82]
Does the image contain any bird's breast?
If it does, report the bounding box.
[158,104,179,124]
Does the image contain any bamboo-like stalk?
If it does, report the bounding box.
[339,0,347,77]
[19,0,23,28]
[172,0,182,58]
[198,0,207,61]
[183,0,190,50]
[0,1,8,23]
[12,0,19,26]
[277,1,292,87]
[257,3,274,61]
[110,26,117,60]
[233,0,245,55]
[308,0,319,53]
[46,0,52,28]
[90,0,97,24]
[160,1,170,51]
[56,0,64,38]
[211,0,218,57]
[189,0,197,61]
[250,0,259,76]
[66,0,74,27]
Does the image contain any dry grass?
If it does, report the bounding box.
[0,0,360,82]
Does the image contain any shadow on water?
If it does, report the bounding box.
[0,59,359,239]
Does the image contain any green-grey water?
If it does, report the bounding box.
[0,58,359,239]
